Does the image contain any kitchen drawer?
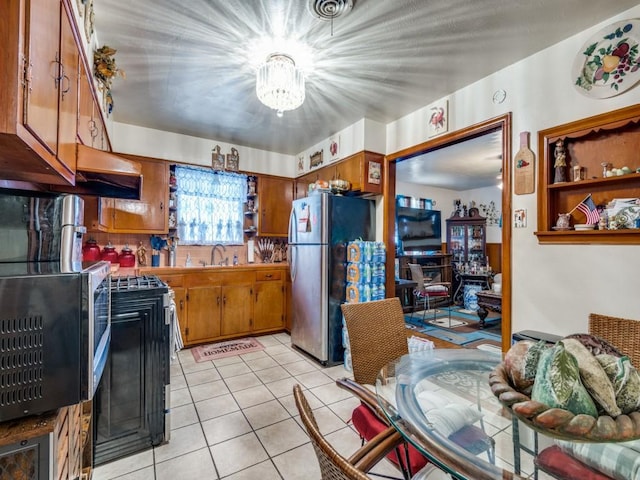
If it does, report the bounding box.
[256,270,282,281]
[162,275,184,287]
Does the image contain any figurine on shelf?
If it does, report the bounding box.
[553,139,567,183]
[136,242,147,267]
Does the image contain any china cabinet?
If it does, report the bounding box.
[446,212,487,266]
[536,104,640,244]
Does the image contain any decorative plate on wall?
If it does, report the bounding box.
[573,19,640,99]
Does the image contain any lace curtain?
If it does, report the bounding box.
[174,165,247,245]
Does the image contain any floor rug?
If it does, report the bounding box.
[191,338,264,362]
[406,311,501,349]
[428,317,467,328]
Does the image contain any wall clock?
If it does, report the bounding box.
[492,89,506,104]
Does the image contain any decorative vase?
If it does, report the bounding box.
[463,284,483,311]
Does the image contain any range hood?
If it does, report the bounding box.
[65,145,143,199]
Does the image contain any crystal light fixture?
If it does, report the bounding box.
[256,53,305,117]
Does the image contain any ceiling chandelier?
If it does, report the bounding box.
[256,53,305,117]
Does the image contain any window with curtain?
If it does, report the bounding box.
[174,165,247,245]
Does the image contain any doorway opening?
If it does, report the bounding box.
[384,114,512,352]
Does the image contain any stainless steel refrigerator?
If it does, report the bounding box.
[288,192,375,365]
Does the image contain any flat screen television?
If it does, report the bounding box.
[396,207,442,254]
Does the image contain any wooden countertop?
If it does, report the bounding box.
[138,263,288,275]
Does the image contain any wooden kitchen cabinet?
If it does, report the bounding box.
[77,59,108,151]
[254,269,285,332]
[257,175,294,237]
[220,282,254,336]
[87,155,169,233]
[0,0,82,185]
[186,285,222,344]
[170,284,188,345]
[152,266,287,346]
[294,151,384,199]
[294,170,320,199]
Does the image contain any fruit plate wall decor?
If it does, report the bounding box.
[573,19,640,99]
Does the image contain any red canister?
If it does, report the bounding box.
[82,238,101,262]
[118,245,136,267]
[100,242,120,263]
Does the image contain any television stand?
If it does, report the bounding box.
[397,253,452,284]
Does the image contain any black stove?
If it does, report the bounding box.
[110,274,166,291]
[94,274,171,465]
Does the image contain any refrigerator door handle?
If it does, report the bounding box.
[289,245,297,282]
[288,206,296,244]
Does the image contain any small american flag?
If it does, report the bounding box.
[576,194,600,225]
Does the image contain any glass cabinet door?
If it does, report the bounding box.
[449,225,466,263]
[467,224,485,263]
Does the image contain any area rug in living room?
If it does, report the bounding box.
[191,338,264,362]
[405,307,502,349]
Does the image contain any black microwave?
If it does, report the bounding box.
[0,261,111,422]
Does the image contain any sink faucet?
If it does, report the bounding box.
[211,243,227,266]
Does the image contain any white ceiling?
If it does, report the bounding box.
[396,130,503,190]
[91,0,637,187]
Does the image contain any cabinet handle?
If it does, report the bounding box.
[217,296,220,306]
[160,202,164,210]
[223,296,226,305]
[265,274,272,278]
[255,291,258,302]
[89,119,98,138]
[60,74,70,98]
[179,299,184,310]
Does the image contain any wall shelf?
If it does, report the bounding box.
[536,104,640,245]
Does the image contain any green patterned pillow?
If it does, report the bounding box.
[531,341,598,418]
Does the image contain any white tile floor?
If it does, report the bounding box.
[92,333,402,480]
[92,333,556,480]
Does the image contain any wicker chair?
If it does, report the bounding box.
[408,263,451,325]
[293,384,436,480]
[342,298,409,385]
[535,313,640,480]
[589,313,640,367]
[338,297,495,473]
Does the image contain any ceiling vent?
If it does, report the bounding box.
[308,0,354,21]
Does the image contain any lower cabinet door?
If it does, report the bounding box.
[187,285,222,343]
[254,280,284,331]
[221,284,253,336]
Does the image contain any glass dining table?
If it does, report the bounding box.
[375,349,557,480]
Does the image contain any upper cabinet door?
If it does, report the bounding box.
[57,4,78,173]
[77,60,94,146]
[23,0,61,157]
[258,175,294,237]
[112,157,169,233]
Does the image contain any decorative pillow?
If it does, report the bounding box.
[416,390,450,412]
[557,439,640,480]
[562,338,621,417]
[504,340,548,395]
[597,354,640,414]
[536,445,614,480]
[565,333,624,358]
[425,404,483,437]
[424,284,448,293]
[531,341,598,418]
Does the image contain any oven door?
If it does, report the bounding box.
[82,261,111,400]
